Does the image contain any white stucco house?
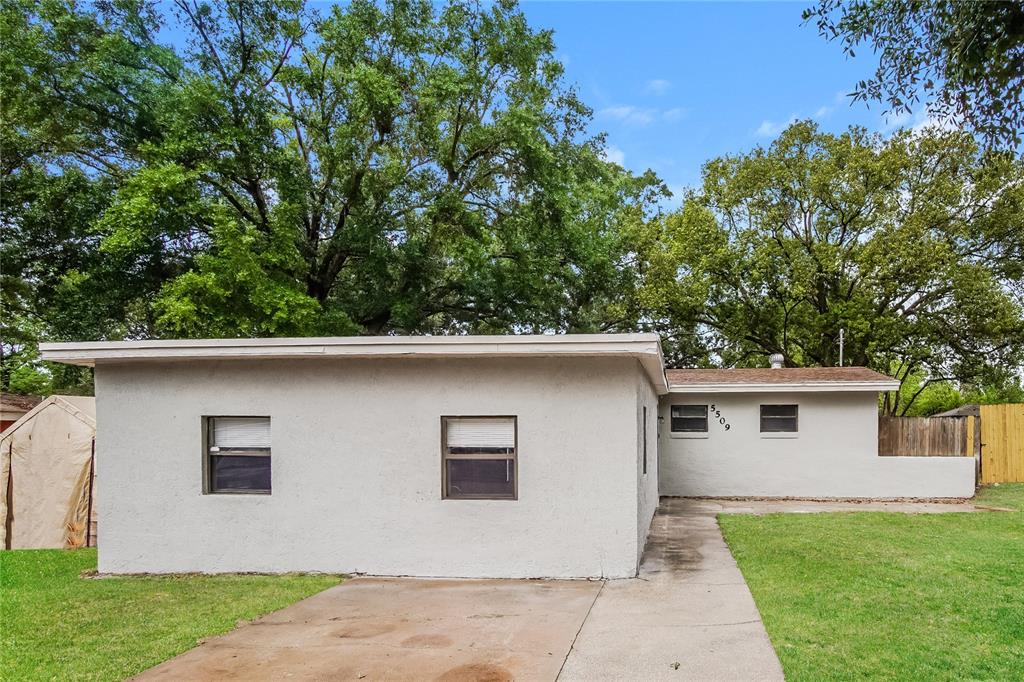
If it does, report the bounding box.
[39,334,974,579]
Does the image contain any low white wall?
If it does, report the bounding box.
[95,356,644,578]
[659,392,975,499]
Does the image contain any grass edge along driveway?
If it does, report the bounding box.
[720,485,1024,681]
[0,549,341,681]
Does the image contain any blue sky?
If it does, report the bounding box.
[519,1,921,203]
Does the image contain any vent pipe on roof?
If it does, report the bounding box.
[769,353,784,369]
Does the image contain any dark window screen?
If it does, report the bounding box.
[760,405,798,432]
[671,405,708,432]
[210,455,272,492]
[446,459,515,498]
[205,416,271,494]
[643,406,648,474]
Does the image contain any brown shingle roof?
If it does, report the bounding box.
[666,366,894,386]
[0,393,42,412]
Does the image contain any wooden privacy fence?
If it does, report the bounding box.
[980,403,1024,483]
[878,416,975,457]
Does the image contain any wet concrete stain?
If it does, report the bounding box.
[400,634,453,648]
[434,663,513,682]
[333,622,396,639]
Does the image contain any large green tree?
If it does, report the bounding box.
[805,0,1024,148]
[643,122,1024,414]
[1,0,662,390]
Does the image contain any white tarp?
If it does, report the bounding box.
[0,396,96,549]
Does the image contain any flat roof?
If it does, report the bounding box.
[39,334,670,394]
[666,367,899,393]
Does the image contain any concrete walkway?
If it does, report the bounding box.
[558,498,785,681]
[696,497,979,515]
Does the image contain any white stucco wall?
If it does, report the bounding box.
[95,356,647,578]
[635,370,659,564]
[659,391,975,499]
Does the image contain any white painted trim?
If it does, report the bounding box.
[669,431,709,439]
[667,381,899,393]
[39,334,670,394]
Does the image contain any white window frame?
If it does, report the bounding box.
[670,404,710,439]
[441,416,517,500]
[203,416,272,494]
[759,404,799,439]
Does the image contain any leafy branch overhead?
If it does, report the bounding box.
[804,0,1024,149]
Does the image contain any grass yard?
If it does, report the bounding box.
[0,549,340,681]
[720,484,1024,681]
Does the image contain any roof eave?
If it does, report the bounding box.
[39,334,671,395]
[667,380,900,393]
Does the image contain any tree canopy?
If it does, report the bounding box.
[1,0,662,391]
[2,1,1021,416]
[805,0,1024,149]
[639,122,1024,414]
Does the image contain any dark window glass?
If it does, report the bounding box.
[671,405,708,432]
[760,405,798,432]
[448,446,514,455]
[643,406,648,474]
[206,416,271,494]
[442,416,517,500]
[210,455,272,492]
[446,459,515,498]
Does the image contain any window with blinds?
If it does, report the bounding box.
[442,416,517,500]
[760,405,798,433]
[205,416,271,494]
[671,405,708,433]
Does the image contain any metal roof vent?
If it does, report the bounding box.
[769,353,785,369]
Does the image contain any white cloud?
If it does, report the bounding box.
[881,109,914,131]
[644,79,672,96]
[599,105,688,126]
[599,105,657,126]
[910,107,960,135]
[881,105,960,135]
[911,115,958,135]
[814,105,833,119]
[755,115,797,137]
[663,107,687,122]
[601,145,626,165]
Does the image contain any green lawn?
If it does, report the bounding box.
[720,485,1024,681]
[0,549,341,681]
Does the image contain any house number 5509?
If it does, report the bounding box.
[709,404,731,431]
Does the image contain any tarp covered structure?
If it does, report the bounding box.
[1,395,96,549]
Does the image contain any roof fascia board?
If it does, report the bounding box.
[667,381,899,393]
[39,335,670,395]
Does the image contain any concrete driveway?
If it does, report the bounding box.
[133,577,600,681]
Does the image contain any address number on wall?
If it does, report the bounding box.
[709,404,731,431]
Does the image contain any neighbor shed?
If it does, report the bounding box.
[1,395,97,549]
[1,393,41,431]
